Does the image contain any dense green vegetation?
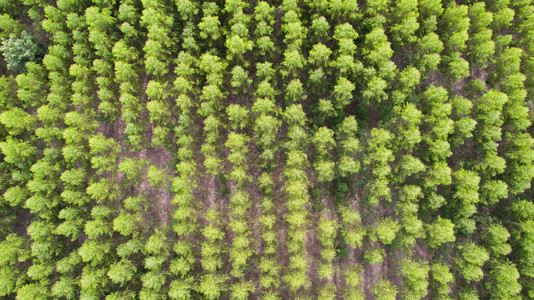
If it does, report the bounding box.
[0,0,533,299]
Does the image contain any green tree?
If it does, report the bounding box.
[390,0,420,45]
[0,137,37,166]
[431,262,453,296]
[107,259,136,285]
[487,260,522,299]
[416,33,443,73]
[285,78,306,103]
[456,242,489,283]
[363,76,388,103]
[480,180,508,205]
[113,213,140,236]
[484,223,512,257]
[333,77,355,107]
[3,186,27,206]
[372,279,398,300]
[426,217,456,248]
[374,217,400,245]
[198,274,228,300]
[400,258,430,299]
[230,281,255,300]
[309,43,332,67]
[147,165,169,188]
[440,3,469,52]
[119,158,149,183]
[0,107,36,135]
[281,49,305,77]
[1,31,42,74]
[311,16,329,40]
[364,247,385,265]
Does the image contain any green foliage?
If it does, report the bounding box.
[431,262,453,296]
[119,158,149,183]
[485,223,512,257]
[400,258,430,299]
[1,31,42,74]
[374,217,400,245]
[487,260,522,299]
[372,279,398,300]
[0,108,36,135]
[0,137,37,166]
[426,217,456,248]
[198,274,228,300]
[457,242,490,283]
[0,2,532,299]
[230,281,255,300]
[364,247,385,265]
[147,165,170,188]
[107,259,136,285]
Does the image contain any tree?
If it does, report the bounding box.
[3,186,27,206]
[365,128,394,205]
[60,168,87,187]
[107,259,136,285]
[309,43,332,67]
[426,217,455,248]
[363,76,388,103]
[78,240,110,265]
[230,281,255,300]
[311,16,329,40]
[285,78,306,103]
[87,178,117,202]
[226,34,253,61]
[467,3,495,66]
[445,53,470,80]
[398,155,425,179]
[281,49,305,77]
[119,158,149,183]
[113,213,140,236]
[374,217,400,245]
[227,104,249,130]
[440,3,469,52]
[487,260,522,299]
[51,277,77,299]
[0,14,22,39]
[372,279,398,300]
[313,127,335,156]
[364,247,385,265]
[337,117,361,177]
[480,180,508,205]
[456,242,489,283]
[1,31,43,74]
[398,67,421,92]
[199,14,221,40]
[147,165,169,188]
[16,282,48,300]
[0,107,36,135]
[362,27,393,67]
[198,274,228,300]
[333,77,355,107]
[431,262,453,296]
[390,0,420,45]
[417,33,443,73]
[89,134,120,161]
[485,223,512,257]
[450,170,480,234]
[400,258,430,299]
[0,137,37,166]
[231,66,252,93]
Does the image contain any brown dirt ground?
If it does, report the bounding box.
[101,116,174,226]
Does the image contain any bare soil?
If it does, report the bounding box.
[100,116,174,226]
